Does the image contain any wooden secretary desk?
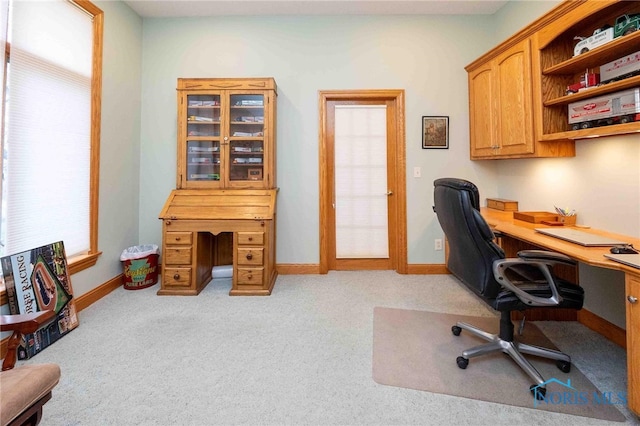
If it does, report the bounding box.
[158,78,278,296]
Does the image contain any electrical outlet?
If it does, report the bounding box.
[413,166,421,178]
[435,239,443,251]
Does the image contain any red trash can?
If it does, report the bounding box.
[120,245,159,290]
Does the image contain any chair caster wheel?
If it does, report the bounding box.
[451,326,462,336]
[556,360,571,373]
[456,356,468,369]
[530,384,546,400]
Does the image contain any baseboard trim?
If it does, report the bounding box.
[577,309,626,349]
[276,264,321,274]
[74,274,124,312]
[277,263,449,275]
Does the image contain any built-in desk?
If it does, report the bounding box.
[481,207,640,416]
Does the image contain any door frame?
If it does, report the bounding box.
[318,90,407,274]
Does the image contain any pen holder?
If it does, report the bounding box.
[558,214,577,226]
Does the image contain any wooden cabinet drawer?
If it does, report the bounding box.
[164,267,191,286]
[164,247,192,265]
[237,232,264,246]
[237,248,263,266]
[237,268,264,285]
[166,232,192,245]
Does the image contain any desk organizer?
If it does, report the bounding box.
[513,211,576,226]
[556,215,577,225]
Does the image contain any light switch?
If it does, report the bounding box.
[413,167,421,178]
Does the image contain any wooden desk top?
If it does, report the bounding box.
[481,207,640,276]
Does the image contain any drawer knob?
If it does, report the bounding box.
[629,296,638,304]
[246,253,253,260]
[175,237,181,241]
[165,220,172,225]
[247,275,253,280]
[174,274,180,280]
[248,237,253,241]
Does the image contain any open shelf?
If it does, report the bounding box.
[543,31,640,76]
[544,75,640,107]
[539,2,640,142]
[540,121,640,142]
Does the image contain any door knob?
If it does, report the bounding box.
[628,296,638,304]
[386,191,393,196]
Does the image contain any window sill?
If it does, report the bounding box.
[0,251,101,307]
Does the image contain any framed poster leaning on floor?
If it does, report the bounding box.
[1,241,79,359]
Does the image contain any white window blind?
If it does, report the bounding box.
[0,0,7,122]
[334,105,389,258]
[2,0,92,257]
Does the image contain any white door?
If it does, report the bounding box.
[334,104,389,258]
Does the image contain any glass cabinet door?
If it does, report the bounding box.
[228,94,265,183]
[186,94,221,183]
[186,140,221,181]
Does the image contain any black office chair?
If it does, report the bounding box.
[433,178,585,398]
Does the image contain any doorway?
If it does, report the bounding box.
[318,90,407,273]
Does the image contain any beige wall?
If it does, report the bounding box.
[137,14,500,265]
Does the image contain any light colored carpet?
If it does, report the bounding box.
[16,271,637,425]
[372,307,626,422]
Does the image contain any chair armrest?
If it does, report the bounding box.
[1,311,56,371]
[516,249,576,266]
[0,311,56,334]
[493,256,565,307]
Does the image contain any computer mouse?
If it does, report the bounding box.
[610,246,638,254]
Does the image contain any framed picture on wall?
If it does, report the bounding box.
[422,116,449,149]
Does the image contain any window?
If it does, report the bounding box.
[0,0,103,276]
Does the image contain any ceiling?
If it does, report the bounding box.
[123,0,510,18]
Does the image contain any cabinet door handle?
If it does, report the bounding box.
[628,296,638,304]
[246,253,253,260]
[173,274,180,280]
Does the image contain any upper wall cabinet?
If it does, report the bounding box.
[176,78,277,189]
[468,39,538,159]
[466,0,640,160]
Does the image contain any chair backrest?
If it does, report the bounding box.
[433,178,504,300]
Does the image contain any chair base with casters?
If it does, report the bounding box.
[451,311,572,399]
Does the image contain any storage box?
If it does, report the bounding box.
[486,198,519,211]
[513,211,558,223]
